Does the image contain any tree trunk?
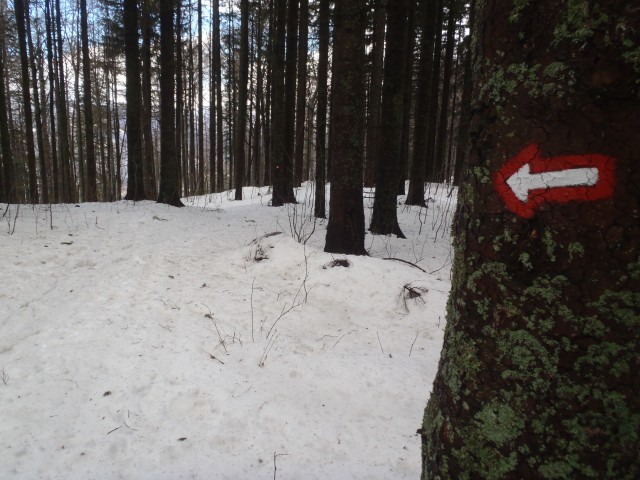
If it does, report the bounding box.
[197,0,205,194]
[453,0,475,186]
[294,0,308,186]
[79,0,97,201]
[369,0,409,238]
[406,0,438,206]
[272,0,298,206]
[235,0,249,200]
[26,8,48,203]
[0,19,15,204]
[213,0,224,192]
[14,0,39,203]
[324,0,367,255]
[157,0,184,206]
[313,0,329,219]
[45,0,59,202]
[55,0,75,203]
[422,1,640,478]
[363,0,386,188]
[141,0,157,199]
[431,0,458,183]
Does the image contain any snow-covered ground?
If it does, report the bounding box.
[1,183,456,479]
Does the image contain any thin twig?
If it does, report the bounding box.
[376,331,385,355]
[409,331,419,357]
[251,278,255,342]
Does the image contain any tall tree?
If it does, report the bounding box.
[406,0,438,206]
[196,0,205,194]
[213,0,224,192]
[431,0,459,182]
[141,0,157,199]
[313,0,329,219]
[293,0,308,186]
[0,17,15,204]
[369,0,409,238]
[79,0,97,201]
[363,0,386,188]
[14,0,39,203]
[324,0,367,255]
[26,6,48,203]
[234,0,249,200]
[422,1,640,478]
[123,0,145,201]
[157,0,183,206]
[272,0,298,205]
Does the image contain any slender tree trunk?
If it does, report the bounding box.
[432,0,458,183]
[176,0,185,196]
[364,0,386,188]
[73,40,85,202]
[157,0,184,206]
[234,0,249,200]
[398,0,415,196]
[314,0,329,218]
[123,0,145,201]
[45,0,59,202]
[324,0,367,255]
[209,11,216,192]
[55,0,75,203]
[26,7,48,203]
[453,0,475,186]
[0,20,15,204]
[294,0,308,186]
[369,0,409,238]
[80,0,97,201]
[424,0,443,183]
[213,0,224,192]
[141,0,157,198]
[276,0,298,204]
[406,0,438,206]
[252,2,264,187]
[270,0,294,206]
[14,0,39,203]
[197,0,205,194]
[422,1,640,478]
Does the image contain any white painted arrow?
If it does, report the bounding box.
[506,163,600,202]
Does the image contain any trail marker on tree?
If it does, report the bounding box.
[494,144,616,218]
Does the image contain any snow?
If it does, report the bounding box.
[1,183,456,479]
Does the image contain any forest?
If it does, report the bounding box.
[0,0,468,217]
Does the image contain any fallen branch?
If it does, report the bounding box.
[383,257,428,273]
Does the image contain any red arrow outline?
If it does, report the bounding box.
[493,144,617,219]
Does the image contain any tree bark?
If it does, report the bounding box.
[324,0,367,255]
[294,0,308,186]
[422,1,640,478]
[157,0,184,206]
[363,0,386,188]
[14,0,39,203]
[79,0,97,201]
[369,0,410,238]
[235,0,249,200]
[313,0,329,219]
[406,0,438,206]
[0,20,15,204]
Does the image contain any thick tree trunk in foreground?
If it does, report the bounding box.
[80,0,97,201]
[324,0,367,255]
[422,1,640,478]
